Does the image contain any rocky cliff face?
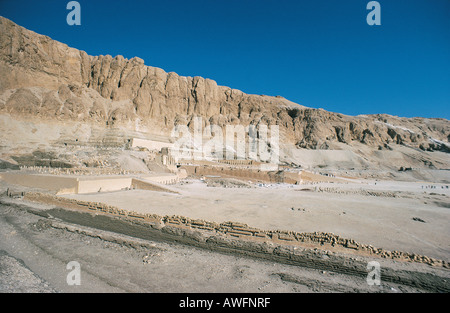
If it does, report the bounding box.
[0,16,449,154]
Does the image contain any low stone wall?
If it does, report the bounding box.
[142,174,179,185]
[19,166,142,176]
[22,191,450,268]
[183,166,344,184]
[183,165,290,183]
[23,192,163,222]
[217,160,255,166]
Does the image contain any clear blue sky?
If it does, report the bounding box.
[1,0,449,119]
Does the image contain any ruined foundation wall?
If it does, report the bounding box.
[183,166,343,184]
[141,174,179,185]
[21,191,450,268]
[183,166,287,183]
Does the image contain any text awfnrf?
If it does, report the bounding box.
[178,297,270,310]
[170,117,280,163]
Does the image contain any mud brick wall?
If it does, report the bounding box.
[22,192,450,268]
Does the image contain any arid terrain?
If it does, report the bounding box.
[0,15,449,293]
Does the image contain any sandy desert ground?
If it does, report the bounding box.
[61,178,450,261]
[1,172,450,293]
[0,195,448,293]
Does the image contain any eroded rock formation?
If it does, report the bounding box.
[0,15,449,153]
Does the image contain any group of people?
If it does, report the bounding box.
[421,185,449,189]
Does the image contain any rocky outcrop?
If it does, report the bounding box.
[0,16,449,153]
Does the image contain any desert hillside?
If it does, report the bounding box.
[0,16,449,179]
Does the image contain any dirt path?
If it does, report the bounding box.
[1,198,449,293]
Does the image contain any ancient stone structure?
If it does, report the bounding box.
[131,138,173,152]
[0,171,180,195]
[22,191,450,268]
[156,147,177,172]
[183,165,287,183]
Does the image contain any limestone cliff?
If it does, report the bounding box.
[0,15,449,154]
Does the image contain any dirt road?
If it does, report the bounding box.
[1,198,449,293]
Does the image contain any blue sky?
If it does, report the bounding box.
[1,0,449,119]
